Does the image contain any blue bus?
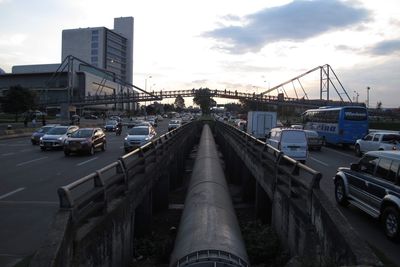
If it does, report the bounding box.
[302,106,368,145]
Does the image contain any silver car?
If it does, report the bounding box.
[40,125,79,150]
[124,125,156,153]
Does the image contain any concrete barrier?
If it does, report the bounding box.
[30,121,200,267]
[215,121,383,267]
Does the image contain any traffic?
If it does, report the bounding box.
[215,108,400,248]
[1,111,399,265]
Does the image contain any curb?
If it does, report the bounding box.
[0,133,32,140]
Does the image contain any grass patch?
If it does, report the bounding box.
[12,254,34,267]
[240,220,289,266]
[369,122,400,131]
[369,244,398,267]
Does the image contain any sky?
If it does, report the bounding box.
[0,0,399,107]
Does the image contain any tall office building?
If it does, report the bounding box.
[62,17,134,84]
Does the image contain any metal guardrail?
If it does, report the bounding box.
[57,121,196,224]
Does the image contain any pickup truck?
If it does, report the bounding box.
[355,131,400,156]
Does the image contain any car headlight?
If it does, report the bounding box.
[124,137,128,141]
[58,137,63,141]
[144,137,149,141]
[40,137,43,141]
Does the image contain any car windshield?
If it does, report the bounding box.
[128,128,149,135]
[71,129,93,138]
[37,126,53,133]
[344,108,367,121]
[305,131,319,137]
[282,131,306,142]
[106,120,117,125]
[47,127,68,135]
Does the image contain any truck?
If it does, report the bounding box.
[246,111,277,140]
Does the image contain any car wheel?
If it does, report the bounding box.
[89,146,95,156]
[382,206,400,242]
[334,179,349,206]
[355,145,362,157]
[101,142,106,151]
[64,150,70,157]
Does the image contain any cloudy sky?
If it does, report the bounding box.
[0,0,399,107]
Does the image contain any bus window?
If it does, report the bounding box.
[344,108,367,121]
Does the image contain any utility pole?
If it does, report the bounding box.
[366,86,371,108]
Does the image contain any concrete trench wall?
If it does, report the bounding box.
[214,121,382,267]
[30,122,200,267]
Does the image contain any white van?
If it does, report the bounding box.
[267,128,308,163]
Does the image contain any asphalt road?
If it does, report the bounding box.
[307,146,400,266]
[0,118,170,267]
[1,121,399,266]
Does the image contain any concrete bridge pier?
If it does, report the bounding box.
[134,193,153,237]
[241,164,255,202]
[225,144,243,185]
[255,181,272,223]
[169,156,180,190]
[152,172,170,212]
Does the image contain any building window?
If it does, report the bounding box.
[91,56,98,62]
[91,35,98,41]
[91,49,98,55]
[91,42,98,48]
[92,30,99,35]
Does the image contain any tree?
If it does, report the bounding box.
[193,88,215,114]
[174,94,185,111]
[163,103,175,112]
[1,85,37,121]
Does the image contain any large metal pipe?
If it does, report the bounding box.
[170,124,249,267]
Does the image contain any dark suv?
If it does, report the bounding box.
[63,128,106,156]
[333,151,400,241]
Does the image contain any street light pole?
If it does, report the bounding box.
[144,75,152,118]
[353,90,359,102]
[366,86,370,108]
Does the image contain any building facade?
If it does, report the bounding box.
[62,17,134,84]
[0,17,136,115]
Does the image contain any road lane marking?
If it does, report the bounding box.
[19,149,36,152]
[77,157,98,166]
[0,187,25,200]
[0,143,26,146]
[309,156,329,167]
[16,156,48,166]
[2,152,15,156]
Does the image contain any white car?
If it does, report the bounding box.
[168,119,182,131]
[40,125,79,150]
[124,125,156,153]
[355,132,400,156]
